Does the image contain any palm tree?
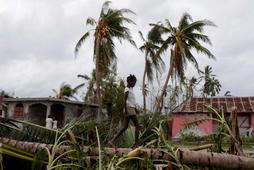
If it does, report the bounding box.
[139,28,164,113]
[77,70,97,103]
[200,65,221,97]
[52,82,84,100]
[152,13,215,112]
[75,1,136,115]
[184,76,199,99]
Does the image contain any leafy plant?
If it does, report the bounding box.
[183,105,244,154]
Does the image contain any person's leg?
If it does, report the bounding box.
[130,115,140,147]
[108,116,130,146]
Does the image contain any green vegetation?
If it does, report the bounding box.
[75,1,136,115]
[2,1,248,169]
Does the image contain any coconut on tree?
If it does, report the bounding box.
[75,1,136,116]
[139,28,165,113]
[152,13,216,112]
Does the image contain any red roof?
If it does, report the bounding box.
[172,97,254,113]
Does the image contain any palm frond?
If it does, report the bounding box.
[182,117,220,131]
[182,19,216,33]
[188,33,212,45]
[148,25,164,43]
[73,83,85,92]
[138,31,145,42]
[77,74,90,80]
[0,119,59,144]
[156,37,172,56]
[165,19,174,31]
[178,13,192,30]
[86,17,96,26]
[74,31,90,57]
[186,37,215,59]
[52,89,58,95]
[100,1,111,17]
[184,49,199,70]
[119,8,136,15]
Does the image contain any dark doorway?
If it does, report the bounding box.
[28,104,47,126]
[51,104,65,128]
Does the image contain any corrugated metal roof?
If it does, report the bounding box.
[172,97,254,113]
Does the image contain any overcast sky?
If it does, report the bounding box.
[1,0,254,104]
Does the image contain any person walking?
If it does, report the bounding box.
[108,74,141,148]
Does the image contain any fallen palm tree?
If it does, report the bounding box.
[1,108,253,169]
[1,137,254,169]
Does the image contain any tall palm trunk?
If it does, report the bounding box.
[155,49,174,113]
[95,37,102,119]
[142,59,147,113]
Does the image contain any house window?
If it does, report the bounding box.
[14,103,24,117]
[238,115,250,128]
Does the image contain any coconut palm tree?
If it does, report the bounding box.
[200,65,221,97]
[152,13,216,112]
[139,28,164,113]
[77,70,97,103]
[184,76,200,99]
[75,1,136,115]
[52,82,84,100]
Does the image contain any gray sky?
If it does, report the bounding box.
[1,0,254,103]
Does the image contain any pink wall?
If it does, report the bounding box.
[172,113,213,138]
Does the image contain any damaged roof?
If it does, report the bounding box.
[172,97,254,113]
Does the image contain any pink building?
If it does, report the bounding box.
[171,97,254,138]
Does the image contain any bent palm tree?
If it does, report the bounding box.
[52,83,84,100]
[153,13,215,112]
[139,29,164,113]
[75,1,136,116]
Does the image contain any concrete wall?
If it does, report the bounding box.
[7,102,48,120]
[6,101,97,127]
[63,104,81,124]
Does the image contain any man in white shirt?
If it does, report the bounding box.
[108,74,141,148]
[46,115,53,129]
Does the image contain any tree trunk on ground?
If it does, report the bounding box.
[1,137,254,169]
[155,50,174,113]
[95,36,102,120]
[178,149,254,169]
[142,59,147,113]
